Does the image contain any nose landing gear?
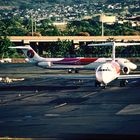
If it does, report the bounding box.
[95,80,107,89]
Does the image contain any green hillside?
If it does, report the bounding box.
[0,0,138,9]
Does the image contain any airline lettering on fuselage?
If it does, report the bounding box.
[27,50,34,58]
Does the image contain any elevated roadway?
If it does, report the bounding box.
[8,36,140,45]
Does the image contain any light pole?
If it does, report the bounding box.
[31,16,34,36]
[34,19,36,32]
[101,20,104,36]
[100,13,104,36]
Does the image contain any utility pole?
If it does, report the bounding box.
[101,20,104,36]
[34,19,36,32]
[31,14,34,36]
[101,13,104,36]
[31,17,34,36]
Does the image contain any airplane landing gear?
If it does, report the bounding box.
[95,80,101,87]
[101,84,107,89]
[68,69,72,73]
[75,69,79,73]
[68,69,79,73]
[95,80,107,89]
[120,79,128,87]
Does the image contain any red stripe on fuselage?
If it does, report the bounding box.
[53,58,98,65]
[79,58,98,65]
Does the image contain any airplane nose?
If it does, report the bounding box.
[96,71,112,85]
[101,73,111,84]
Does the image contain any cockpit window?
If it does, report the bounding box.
[98,67,102,71]
[98,67,111,71]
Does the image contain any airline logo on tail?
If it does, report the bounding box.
[27,50,35,58]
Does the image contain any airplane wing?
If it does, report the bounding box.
[118,74,140,80]
[88,42,140,47]
[88,42,113,47]
[40,74,96,79]
[41,74,140,81]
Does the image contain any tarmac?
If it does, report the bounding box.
[0,63,140,140]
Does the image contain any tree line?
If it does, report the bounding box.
[0,16,140,36]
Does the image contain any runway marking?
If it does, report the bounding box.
[24,115,33,119]
[83,92,97,98]
[44,114,60,117]
[129,80,137,84]
[0,119,23,124]
[117,104,140,115]
[54,103,67,108]
[0,121,4,123]
[12,119,23,122]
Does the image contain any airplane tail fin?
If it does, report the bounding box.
[88,42,140,61]
[9,45,44,63]
[88,42,116,61]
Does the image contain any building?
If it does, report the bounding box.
[100,15,116,24]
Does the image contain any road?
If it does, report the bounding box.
[0,63,140,140]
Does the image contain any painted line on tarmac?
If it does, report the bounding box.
[83,92,97,97]
[117,104,140,115]
[44,114,60,117]
[54,102,67,108]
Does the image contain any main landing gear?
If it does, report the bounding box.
[95,79,128,88]
[68,69,73,73]
[120,79,128,87]
[68,69,79,73]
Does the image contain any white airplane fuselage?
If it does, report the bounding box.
[9,45,137,74]
[96,61,121,85]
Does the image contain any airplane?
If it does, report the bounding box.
[44,42,140,88]
[88,42,140,88]
[9,44,137,74]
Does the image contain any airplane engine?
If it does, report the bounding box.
[37,61,52,68]
[122,66,130,74]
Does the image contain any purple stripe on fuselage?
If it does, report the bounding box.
[53,58,80,65]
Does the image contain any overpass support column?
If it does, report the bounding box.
[23,40,30,45]
[73,40,80,49]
